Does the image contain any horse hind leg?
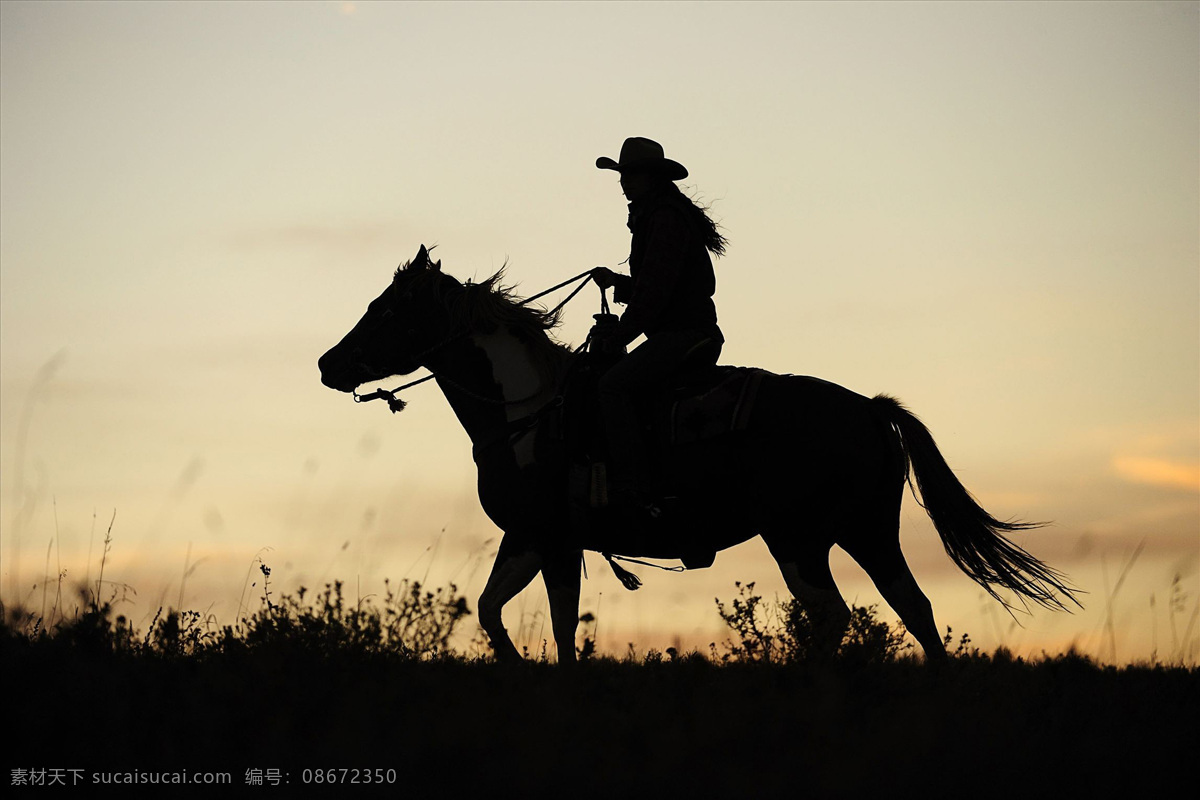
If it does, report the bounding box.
[769,540,852,659]
[845,538,946,662]
[882,567,945,662]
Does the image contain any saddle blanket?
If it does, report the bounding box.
[667,367,767,445]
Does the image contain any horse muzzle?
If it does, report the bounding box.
[318,347,367,393]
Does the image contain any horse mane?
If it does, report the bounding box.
[455,268,563,335]
[395,256,572,379]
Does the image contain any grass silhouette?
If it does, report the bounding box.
[3,564,1197,796]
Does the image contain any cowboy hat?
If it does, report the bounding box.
[595,137,688,180]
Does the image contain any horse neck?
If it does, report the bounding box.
[425,324,564,447]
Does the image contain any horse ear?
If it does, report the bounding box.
[412,244,429,269]
[432,259,442,272]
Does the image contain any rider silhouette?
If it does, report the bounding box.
[592,137,727,506]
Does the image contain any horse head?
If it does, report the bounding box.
[319,244,465,393]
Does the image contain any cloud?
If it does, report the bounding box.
[1112,456,1200,493]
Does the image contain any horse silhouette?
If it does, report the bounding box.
[318,245,1078,663]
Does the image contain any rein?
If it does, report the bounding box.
[353,268,600,413]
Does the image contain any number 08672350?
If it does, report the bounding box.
[300,768,397,784]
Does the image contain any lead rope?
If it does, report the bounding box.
[354,268,602,412]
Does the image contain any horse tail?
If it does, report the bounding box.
[871,394,1080,612]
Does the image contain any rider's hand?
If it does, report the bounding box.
[591,266,617,290]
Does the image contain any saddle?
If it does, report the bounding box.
[554,317,767,567]
[666,365,765,445]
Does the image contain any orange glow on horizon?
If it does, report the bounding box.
[1112,457,1200,493]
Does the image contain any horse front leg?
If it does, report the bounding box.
[541,548,583,665]
[478,539,543,662]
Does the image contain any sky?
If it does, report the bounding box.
[2,1,1197,664]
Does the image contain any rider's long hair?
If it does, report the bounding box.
[658,180,729,258]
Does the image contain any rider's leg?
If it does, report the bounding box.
[597,330,718,499]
